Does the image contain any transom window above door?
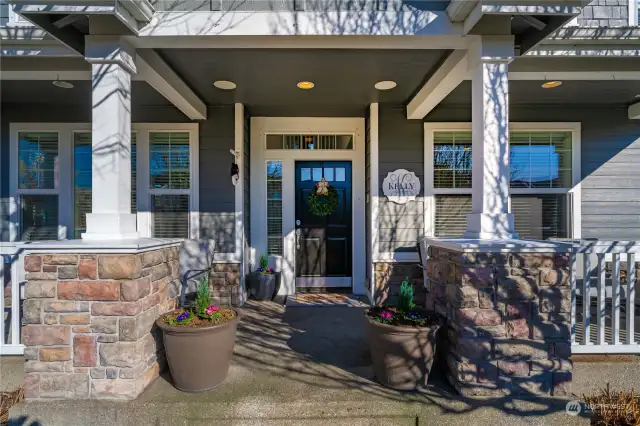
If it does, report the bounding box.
[266,134,353,150]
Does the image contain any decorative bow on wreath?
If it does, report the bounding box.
[307,178,339,216]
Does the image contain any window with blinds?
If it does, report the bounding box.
[432,130,573,240]
[434,195,471,237]
[150,132,190,189]
[152,195,189,238]
[434,132,472,188]
[266,161,283,255]
[17,132,59,241]
[433,131,572,189]
[73,133,92,238]
[510,132,572,188]
[434,195,568,240]
[512,195,567,240]
[18,132,58,190]
[149,132,191,239]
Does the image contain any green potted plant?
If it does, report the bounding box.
[365,277,442,390]
[156,277,239,392]
[250,254,278,300]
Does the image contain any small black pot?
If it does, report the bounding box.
[250,273,278,300]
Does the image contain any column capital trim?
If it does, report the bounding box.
[85,36,137,75]
[467,35,515,71]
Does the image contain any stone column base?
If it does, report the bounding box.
[424,238,574,398]
[21,242,181,400]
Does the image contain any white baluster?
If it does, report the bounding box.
[597,253,606,346]
[583,253,592,345]
[612,253,621,345]
[570,251,577,345]
[627,253,636,345]
[11,256,21,347]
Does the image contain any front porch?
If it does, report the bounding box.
[8,299,617,425]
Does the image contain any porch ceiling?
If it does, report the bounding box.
[441,80,640,106]
[157,48,448,116]
[0,80,173,108]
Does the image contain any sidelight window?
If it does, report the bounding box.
[266,161,283,255]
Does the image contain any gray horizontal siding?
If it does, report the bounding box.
[378,105,424,253]
[198,106,236,253]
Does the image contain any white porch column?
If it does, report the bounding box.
[82,37,138,240]
[464,36,517,240]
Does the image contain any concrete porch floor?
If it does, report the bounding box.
[7,300,633,426]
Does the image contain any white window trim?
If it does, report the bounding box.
[6,4,33,27]
[629,0,638,26]
[9,122,199,242]
[423,122,582,241]
[142,123,200,240]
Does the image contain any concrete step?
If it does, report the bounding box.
[10,395,588,426]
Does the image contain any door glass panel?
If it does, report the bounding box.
[335,167,346,181]
[324,167,334,181]
[300,167,311,181]
[312,168,322,181]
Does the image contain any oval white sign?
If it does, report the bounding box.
[382,169,421,204]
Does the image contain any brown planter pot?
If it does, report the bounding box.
[156,312,239,392]
[366,316,440,390]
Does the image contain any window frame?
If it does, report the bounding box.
[145,127,199,239]
[4,2,33,27]
[629,0,638,26]
[265,160,284,256]
[9,123,199,242]
[424,122,582,240]
[264,132,356,151]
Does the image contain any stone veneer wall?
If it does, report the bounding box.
[425,246,572,398]
[208,263,245,306]
[21,246,181,400]
[374,263,426,306]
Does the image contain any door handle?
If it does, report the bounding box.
[296,228,301,249]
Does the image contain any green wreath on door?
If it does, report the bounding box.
[307,178,339,216]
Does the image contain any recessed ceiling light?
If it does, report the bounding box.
[297,81,314,90]
[374,80,397,91]
[52,78,73,89]
[213,80,236,90]
[542,81,562,89]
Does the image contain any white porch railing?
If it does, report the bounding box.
[570,240,640,354]
[1,243,25,355]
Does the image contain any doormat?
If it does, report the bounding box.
[286,293,369,307]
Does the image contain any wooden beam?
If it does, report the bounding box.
[406,50,468,120]
[136,49,207,120]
